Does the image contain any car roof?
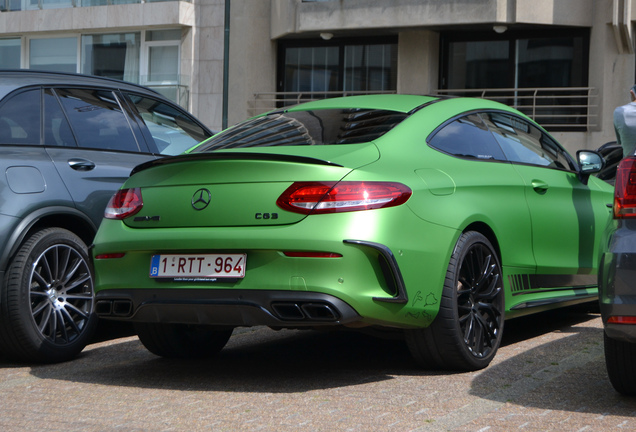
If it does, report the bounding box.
[279,94,521,117]
[0,69,162,100]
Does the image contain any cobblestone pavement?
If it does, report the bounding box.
[1,307,635,431]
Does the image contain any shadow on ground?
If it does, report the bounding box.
[4,305,632,414]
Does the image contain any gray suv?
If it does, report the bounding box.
[599,154,636,394]
[0,70,212,363]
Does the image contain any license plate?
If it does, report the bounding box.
[150,254,246,279]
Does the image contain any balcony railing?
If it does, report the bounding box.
[249,87,598,132]
[435,87,598,131]
[0,0,187,11]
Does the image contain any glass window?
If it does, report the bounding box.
[144,29,181,85]
[44,89,77,147]
[1,1,22,11]
[440,30,589,130]
[55,88,141,152]
[279,38,398,97]
[0,38,21,68]
[428,114,506,161]
[29,37,78,73]
[0,90,41,145]
[284,46,339,93]
[484,112,574,170]
[516,37,586,88]
[446,40,510,89]
[124,92,210,155]
[146,29,182,42]
[344,44,397,91]
[441,30,588,90]
[148,45,179,82]
[195,109,408,152]
[81,33,140,83]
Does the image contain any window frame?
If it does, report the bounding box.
[439,28,590,90]
[140,29,182,86]
[426,109,577,172]
[27,34,80,73]
[276,36,398,94]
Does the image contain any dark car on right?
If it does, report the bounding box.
[599,154,636,395]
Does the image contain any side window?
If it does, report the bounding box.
[484,112,574,170]
[55,88,142,153]
[428,113,506,161]
[44,89,77,147]
[123,92,210,155]
[0,89,41,145]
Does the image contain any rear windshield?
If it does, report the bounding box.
[193,108,409,152]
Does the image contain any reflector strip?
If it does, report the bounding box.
[94,253,126,260]
[607,316,636,324]
[283,251,342,258]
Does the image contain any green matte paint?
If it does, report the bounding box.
[92,95,614,330]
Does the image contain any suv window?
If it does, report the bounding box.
[484,112,574,170]
[55,88,141,153]
[124,93,210,155]
[0,90,41,145]
[428,113,506,161]
[44,89,77,147]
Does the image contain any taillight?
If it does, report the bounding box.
[104,188,143,220]
[614,157,636,218]
[607,316,636,325]
[276,181,412,214]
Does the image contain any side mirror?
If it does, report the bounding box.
[577,150,604,185]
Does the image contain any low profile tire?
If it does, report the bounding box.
[0,228,97,363]
[604,331,636,395]
[406,231,504,371]
[134,322,233,358]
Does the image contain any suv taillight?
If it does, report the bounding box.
[614,157,636,218]
[276,181,412,214]
[104,188,143,220]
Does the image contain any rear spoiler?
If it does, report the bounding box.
[131,151,344,176]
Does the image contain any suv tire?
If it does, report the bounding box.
[0,228,97,363]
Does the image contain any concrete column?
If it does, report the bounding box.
[397,30,440,95]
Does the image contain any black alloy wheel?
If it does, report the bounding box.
[406,231,504,371]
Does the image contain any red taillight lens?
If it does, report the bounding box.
[104,188,143,220]
[607,316,636,325]
[614,157,636,218]
[276,181,412,214]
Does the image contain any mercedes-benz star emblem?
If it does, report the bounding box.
[191,188,212,211]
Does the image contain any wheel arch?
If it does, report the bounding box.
[462,221,502,263]
[0,207,97,273]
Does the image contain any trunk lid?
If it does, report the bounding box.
[122,144,379,228]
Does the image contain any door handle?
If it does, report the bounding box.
[531,180,549,194]
[68,158,96,172]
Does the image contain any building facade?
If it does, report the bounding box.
[0,0,635,154]
[0,0,226,130]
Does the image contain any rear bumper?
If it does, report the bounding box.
[95,289,362,327]
[92,208,458,329]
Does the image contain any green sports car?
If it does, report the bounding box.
[92,95,613,371]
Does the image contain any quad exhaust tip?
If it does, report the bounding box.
[271,302,340,321]
[95,299,133,317]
